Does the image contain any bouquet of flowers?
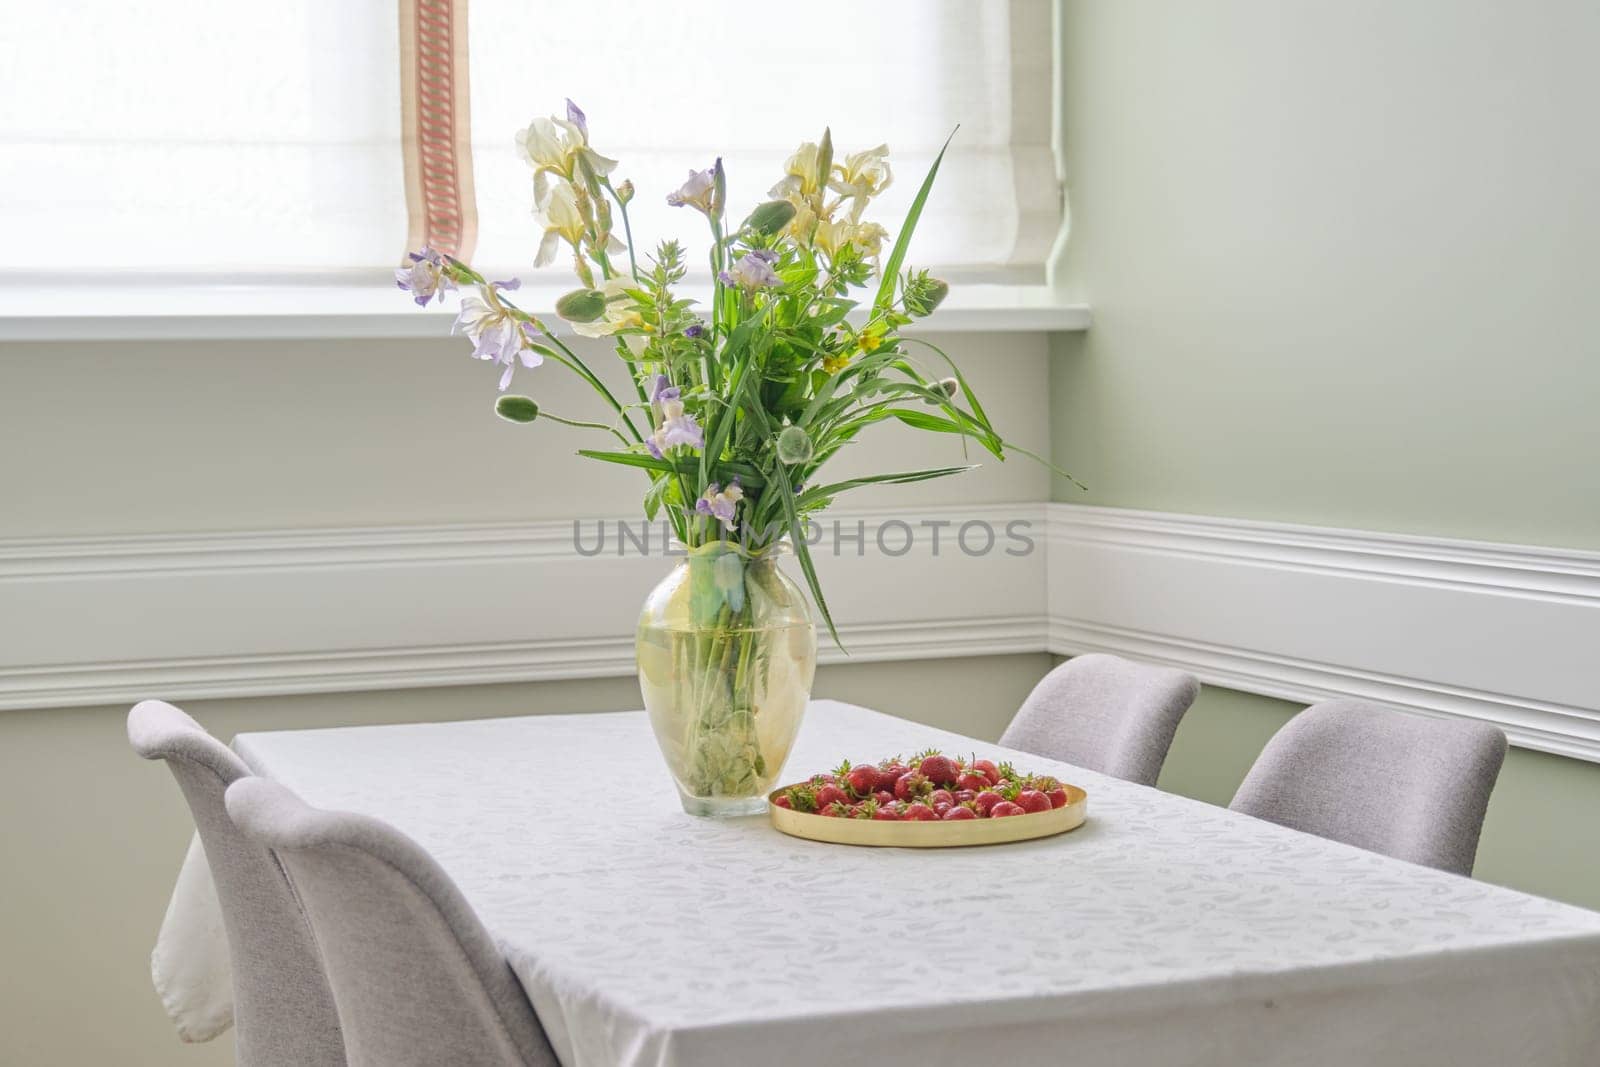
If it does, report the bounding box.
[397,100,1042,812]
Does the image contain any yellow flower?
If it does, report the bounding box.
[812,216,852,258]
[822,352,851,374]
[829,144,892,220]
[769,129,833,201]
[858,330,884,354]
[516,104,619,210]
[534,183,588,267]
[779,197,820,247]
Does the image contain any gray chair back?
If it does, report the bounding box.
[127,700,344,1066]
[1230,699,1507,875]
[1000,653,1200,786]
[225,777,557,1067]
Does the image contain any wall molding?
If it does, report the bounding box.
[1046,505,1600,762]
[0,504,1048,712]
[4,501,1597,763]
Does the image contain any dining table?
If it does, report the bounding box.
[153,699,1600,1066]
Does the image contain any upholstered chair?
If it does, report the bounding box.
[225,776,558,1067]
[128,700,345,1065]
[1001,653,1201,786]
[1230,698,1508,875]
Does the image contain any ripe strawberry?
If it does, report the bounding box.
[878,759,910,782]
[893,771,931,802]
[825,800,854,818]
[1046,786,1069,809]
[902,803,938,821]
[773,794,793,810]
[955,771,990,793]
[942,805,978,820]
[971,759,1000,784]
[1016,789,1052,814]
[813,784,848,811]
[872,802,903,820]
[918,754,960,786]
[874,790,896,806]
[990,801,1026,818]
[845,763,882,796]
[973,791,1005,816]
[928,789,954,808]
[953,789,977,805]
[933,803,952,818]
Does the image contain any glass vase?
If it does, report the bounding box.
[636,542,818,817]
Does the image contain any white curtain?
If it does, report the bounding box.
[468,0,1059,283]
[0,0,405,278]
[0,0,1057,283]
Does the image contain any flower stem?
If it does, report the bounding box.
[603,179,641,283]
[538,410,631,445]
[534,327,646,444]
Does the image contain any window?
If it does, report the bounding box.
[2,1,1059,285]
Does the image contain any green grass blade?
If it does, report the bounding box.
[873,127,957,314]
[770,457,841,650]
[796,464,977,510]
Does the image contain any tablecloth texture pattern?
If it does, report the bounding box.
[156,700,1600,1066]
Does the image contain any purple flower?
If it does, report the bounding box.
[452,286,543,391]
[666,158,724,217]
[695,479,745,532]
[394,246,454,307]
[645,375,703,458]
[565,99,587,139]
[649,374,674,405]
[683,323,705,339]
[719,249,781,291]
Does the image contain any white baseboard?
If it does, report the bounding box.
[4,501,1597,763]
[1046,505,1600,762]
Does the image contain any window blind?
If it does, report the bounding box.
[0,0,1059,284]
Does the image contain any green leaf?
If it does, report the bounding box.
[794,465,976,511]
[770,457,841,650]
[732,383,841,650]
[576,449,678,475]
[873,127,957,315]
[898,337,993,434]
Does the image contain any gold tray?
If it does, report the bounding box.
[767,783,1088,847]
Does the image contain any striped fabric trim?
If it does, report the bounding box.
[400,0,477,260]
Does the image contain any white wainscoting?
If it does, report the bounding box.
[1047,505,1600,762]
[4,502,1597,763]
[0,504,1048,711]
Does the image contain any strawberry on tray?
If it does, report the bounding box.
[767,750,1088,847]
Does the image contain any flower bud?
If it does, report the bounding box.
[711,158,727,217]
[495,395,540,423]
[816,127,834,190]
[555,288,607,323]
[938,376,960,398]
[745,200,797,236]
[776,424,815,464]
[615,179,635,204]
[905,274,950,317]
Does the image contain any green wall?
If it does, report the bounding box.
[1053,0,1600,910]
[1050,0,1600,549]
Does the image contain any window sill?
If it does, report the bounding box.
[0,282,1090,342]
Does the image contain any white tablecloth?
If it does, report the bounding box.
[157,700,1600,1066]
